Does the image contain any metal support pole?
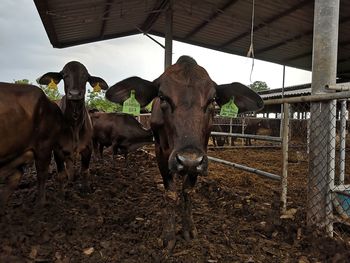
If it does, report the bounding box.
[229,118,233,146]
[280,65,286,139]
[307,0,339,236]
[339,100,347,185]
[164,1,173,69]
[281,103,289,213]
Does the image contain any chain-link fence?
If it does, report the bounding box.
[140,98,350,240]
[276,98,350,241]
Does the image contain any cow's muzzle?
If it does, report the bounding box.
[170,150,208,176]
[67,90,84,100]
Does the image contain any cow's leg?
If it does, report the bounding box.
[65,155,75,181]
[162,175,178,252]
[124,153,129,168]
[0,168,23,213]
[80,144,92,192]
[155,148,177,251]
[35,152,52,206]
[92,139,99,161]
[212,136,217,147]
[181,174,198,241]
[53,150,68,191]
[99,144,104,160]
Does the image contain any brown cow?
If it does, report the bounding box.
[89,112,153,164]
[38,61,108,191]
[0,83,72,211]
[244,118,272,146]
[105,56,263,251]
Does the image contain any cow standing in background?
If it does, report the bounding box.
[0,83,73,211]
[106,55,263,251]
[244,118,272,146]
[89,112,154,164]
[38,61,108,191]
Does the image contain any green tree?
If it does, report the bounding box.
[249,81,269,92]
[39,84,62,101]
[86,90,122,112]
[14,79,30,84]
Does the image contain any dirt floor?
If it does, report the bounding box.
[1,145,350,262]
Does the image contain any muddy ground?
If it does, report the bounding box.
[1,145,350,262]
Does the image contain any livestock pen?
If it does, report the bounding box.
[2,97,350,262]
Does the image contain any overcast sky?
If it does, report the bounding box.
[0,0,311,93]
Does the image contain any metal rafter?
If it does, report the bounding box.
[220,0,313,48]
[256,30,313,55]
[185,0,240,39]
[34,0,59,47]
[99,0,114,39]
[256,15,350,56]
[139,0,169,33]
[57,30,140,48]
[284,39,350,63]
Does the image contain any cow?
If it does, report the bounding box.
[244,118,272,146]
[89,112,154,164]
[38,61,108,191]
[0,83,72,211]
[105,55,263,251]
[211,124,227,147]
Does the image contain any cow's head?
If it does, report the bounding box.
[106,56,263,176]
[38,61,108,100]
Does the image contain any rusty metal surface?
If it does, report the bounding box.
[33,0,350,77]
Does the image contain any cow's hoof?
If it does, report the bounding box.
[182,226,198,241]
[0,205,5,217]
[79,182,92,194]
[163,237,176,252]
[162,228,176,251]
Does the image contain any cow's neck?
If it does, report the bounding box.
[63,98,86,128]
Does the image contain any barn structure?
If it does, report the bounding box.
[34,0,350,239]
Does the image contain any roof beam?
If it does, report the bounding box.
[220,0,313,48]
[255,30,313,55]
[99,0,114,39]
[57,30,139,48]
[185,0,240,39]
[139,0,169,33]
[34,0,59,47]
[284,39,350,63]
[256,15,350,55]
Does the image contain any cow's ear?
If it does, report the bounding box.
[150,98,164,127]
[215,82,264,113]
[37,72,63,85]
[88,76,109,90]
[106,76,158,107]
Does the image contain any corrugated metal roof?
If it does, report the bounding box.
[258,83,311,99]
[34,0,350,79]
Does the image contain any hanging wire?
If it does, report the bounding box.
[247,0,255,83]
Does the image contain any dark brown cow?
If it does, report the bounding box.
[89,112,153,163]
[105,56,263,251]
[38,61,108,191]
[0,83,72,210]
[244,118,271,146]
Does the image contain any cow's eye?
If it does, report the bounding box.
[205,97,216,113]
[159,95,166,102]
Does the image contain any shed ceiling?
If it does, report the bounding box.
[34,0,350,79]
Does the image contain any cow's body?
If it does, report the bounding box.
[38,61,108,191]
[106,56,263,251]
[90,112,153,161]
[244,118,271,146]
[0,83,71,210]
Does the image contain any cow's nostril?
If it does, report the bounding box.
[196,156,204,165]
[176,154,186,165]
[176,153,205,171]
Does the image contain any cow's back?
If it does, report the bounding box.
[0,83,63,164]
